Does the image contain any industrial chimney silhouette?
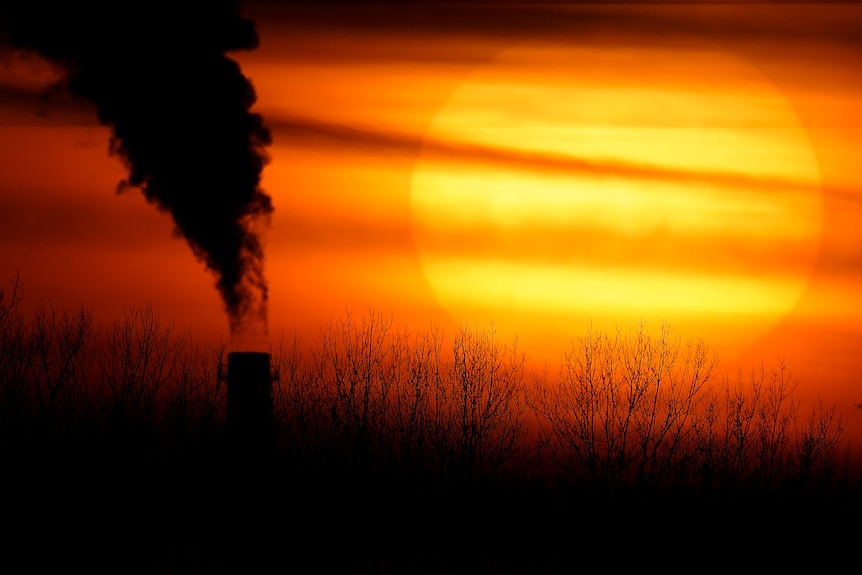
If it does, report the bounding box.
[225,351,275,454]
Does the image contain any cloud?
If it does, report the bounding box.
[269,114,852,202]
[246,1,862,63]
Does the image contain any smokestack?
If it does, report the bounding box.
[225,351,275,454]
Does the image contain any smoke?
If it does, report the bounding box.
[0,1,273,338]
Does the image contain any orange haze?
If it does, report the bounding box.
[2,2,862,441]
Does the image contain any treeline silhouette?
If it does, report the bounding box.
[2,273,860,573]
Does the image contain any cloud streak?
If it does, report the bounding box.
[248,1,862,63]
[271,114,850,201]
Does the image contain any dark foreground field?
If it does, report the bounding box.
[4,436,861,574]
[2,287,861,573]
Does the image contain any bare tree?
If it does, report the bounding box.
[0,273,34,429]
[163,339,226,442]
[532,322,718,489]
[389,325,448,480]
[439,324,529,483]
[272,332,337,466]
[29,303,97,431]
[0,275,98,436]
[318,311,402,472]
[99,303,189,439]
[532,322,853,492]
[796,398,847,488]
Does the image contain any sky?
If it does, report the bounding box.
[2,2,862,437]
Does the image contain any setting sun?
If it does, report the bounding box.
[412,42,823,360]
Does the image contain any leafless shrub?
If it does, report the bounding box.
[388,325,448,479]
[0,273,34,425]
[29,303,98,430]
[438,325,529,483]
[98,303,190,438]
[532,323,850,492]
[532,323,716,488]
[271,314,530,484]
[0,273,853,496]
[0,274,98,436]
[272,333,334,462]
[318,311,402,470]
[162,339,226,442]
[796,398,847,488]
[691,362,801,490]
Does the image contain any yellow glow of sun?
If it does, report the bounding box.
[410,42,823,360]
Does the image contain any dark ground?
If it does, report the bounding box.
[4,434,860,574]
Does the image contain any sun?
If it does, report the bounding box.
[410,41,823,362]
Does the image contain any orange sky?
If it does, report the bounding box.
[2,2,862,438]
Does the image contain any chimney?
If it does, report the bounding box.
[225,351,275,454]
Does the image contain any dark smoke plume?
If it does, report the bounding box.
[0,1,273,338]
